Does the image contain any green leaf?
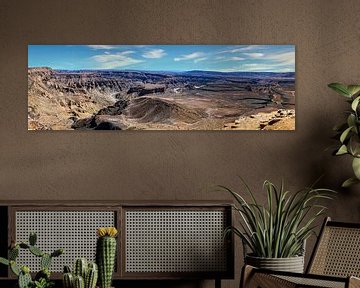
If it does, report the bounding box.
[0,257,9,266]
[342,177,360,188]
[340,126,353,143]
[347,85,360,97]
[351,96,360,111]
[328,83,350,97]
[347,114,356,127]
[336,144,348,155]
[348,135,360,157]
[352,157,360,179]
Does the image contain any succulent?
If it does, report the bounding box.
[96,227,118,288]
[63,260,98,288]
[0,232,64,288]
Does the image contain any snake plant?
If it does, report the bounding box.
[328,83,360,187]
[221,179,335,258]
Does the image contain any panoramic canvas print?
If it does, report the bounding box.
[28,45,295,130]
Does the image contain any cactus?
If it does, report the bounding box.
[29,232,37,246]
[74,275,85,288]
[63,272,74,288]
[29,246,44,257]
[96,227,118,288]
[85,263,98,288]
[74,258,88,279]
[9,246,19,260]
[41,253,52,270]
[0,232,64,288]
[19,270,32,288]
[63,260,98,288]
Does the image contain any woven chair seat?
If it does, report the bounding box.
[241,218,360,288]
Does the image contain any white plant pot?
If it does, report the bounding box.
[245,254,305,273]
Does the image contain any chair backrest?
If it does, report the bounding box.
[307,217,360,277]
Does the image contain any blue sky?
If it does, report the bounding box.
[28,45,295,72]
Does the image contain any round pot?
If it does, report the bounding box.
[245,254,304,273]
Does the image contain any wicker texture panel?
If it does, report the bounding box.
[125,210,227,272]
[277,275,345,288]
[15,211,115,272]
[309,226,360,277]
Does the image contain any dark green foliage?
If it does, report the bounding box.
[35,268,50,281]
[50,249,63,258]
[19,243,30,249]
[29,233,37,246]
[329,83,360,187]
[32,278,54,288]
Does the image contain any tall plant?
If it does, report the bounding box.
[221,180,334,258]
[328,83,360,187]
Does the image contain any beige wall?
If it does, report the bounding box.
[1,0,360,287]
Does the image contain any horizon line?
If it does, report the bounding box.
[28,66,295,73]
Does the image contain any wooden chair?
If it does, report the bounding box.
[241,217,360,288]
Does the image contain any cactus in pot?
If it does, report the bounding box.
[96,227,118,288]
[62,260,98,288]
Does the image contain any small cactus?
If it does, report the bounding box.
[74,275,85,288]
[85,263,98,288]
[96,227,118,288]
[63,260,98,288]
[63,272,74,288]
[74,258,88,279]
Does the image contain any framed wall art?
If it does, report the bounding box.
[28,45,295,131]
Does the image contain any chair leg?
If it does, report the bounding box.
[240,265,255,288]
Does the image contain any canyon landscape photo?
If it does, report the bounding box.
[28,45,295,130]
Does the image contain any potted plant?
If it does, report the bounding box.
[328,83,360,187]
[220,179,334,273]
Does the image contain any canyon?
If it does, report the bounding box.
[28,67,295,130]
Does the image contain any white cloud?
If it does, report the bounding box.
[243,53,264,58]
[91,51,144,69]
[230,57,245,61]
[194,57,207,63]
[266,51,295,66]
[174,52,206,62]
[88,45,118,50]
[218,45,264,54]
[142,49,167,59]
